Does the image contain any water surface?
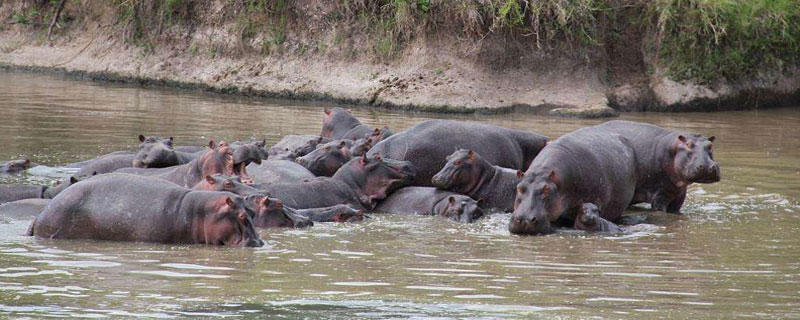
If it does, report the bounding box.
[1,71,799,319]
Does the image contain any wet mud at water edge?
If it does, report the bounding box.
[0,71,799,319]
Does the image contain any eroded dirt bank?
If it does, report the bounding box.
[1,1,798,116]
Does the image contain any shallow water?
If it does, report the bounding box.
[1,71,799,319]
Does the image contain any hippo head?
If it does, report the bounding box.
[436,195,484,223]
[193,174,261,195]
[351,138,373,157]
[321,107,360,138]
[1,159,33,173]
[196,140,253,184]
[509,169,563,235]
[133,135,180,168]
[246,195,313,228]
[201,195,263,247]
[672,134,720,184]
[431,149,491,194]
[577,203,601,228]
[43,171,97,199]
[335,154,415,210]
[230,139,268,164]
[329,205,366,223]
[296,140,352,176]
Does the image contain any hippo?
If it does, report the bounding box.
[75,153,136,177]
[42,172,97,199]
[268,135,331,160]
[432,149,522,213]
[132,136,202,168]
[351,138,373,157]
[245,195,313,228]
[247,160,316,185]
[296,140,352,177]
[290,204,365,223]
[375,187,484,223]
[574,203,624,233]
[594,120,721,213]
[229,138,268,163]
[116,141,250,188]
[367,120,548,186]
[0,184,48,204]
[61,151,133,169]
[1,159,36,174]
[320,107,375,140]
[0,198,50,220]
[259,154,415,210]
[28,173,263,247]
[509,125,637,235]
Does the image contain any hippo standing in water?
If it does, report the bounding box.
[1,159,36,174]
[117,141,252,187]
[509,125,637,235]
[296,140,353,177]
[432,149,522,213]
[28,173,263,247]
[132,136,203,168]
[320,107,376,140]
[0,198,50,221]
[594,120,720,213]
[376,187,484,223]
[259,154,415,211]
[367,120,548,187]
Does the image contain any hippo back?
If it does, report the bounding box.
[368,120,547,186]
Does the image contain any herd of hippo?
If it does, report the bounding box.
[0,107,720,247]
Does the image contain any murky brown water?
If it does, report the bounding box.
[1,71,799,319]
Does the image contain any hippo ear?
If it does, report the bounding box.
[708,136,715,143]
[24,159,31,165]
[360,154,368,164]
[373,127,380,134]
[169,137,174,142]
[205,175,215,184]
[448,196,456,204]
[339,141,347,149]
[516,170,524,179]
[261,197,270,207]
[69,176,78,184]
[467,150,476,160]
[225,197,234,207]
[677,135,687,143]
[476,198,485,206]
[208,140,216,149]
[91,171,98,176]
[139,134,146,142]
[547,170,557,182]
[54,180,61,186]
[324,108,331,115]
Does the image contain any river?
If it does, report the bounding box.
[1,71,798,319]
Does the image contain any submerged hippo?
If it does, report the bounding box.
[259,154,415,210]
[29,173,263,247]
[0,198,50,220]
[375,187,484,223]
[432,149,522,212]
[290,204,365,223]
[42,173,97,199]
[296,140,352,177]
[594,120,721,213]
[245,195,313,228]
[75,153,135,177]
[509,125,637,235]
[574,203,624,233]
[117,141,251,187]
[1,159,36,174]
[247,160,315,185]
[268,135,331,160]
[0,184,48,204]
[368,120,548,186]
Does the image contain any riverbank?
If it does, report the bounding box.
[1,1,798,116]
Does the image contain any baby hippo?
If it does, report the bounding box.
[432,149,522,212]
[296,140,352,177]
[574,203,624,233]
[29,173,263,247]
[376,187,483,223]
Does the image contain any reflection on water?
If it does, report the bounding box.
[0,71,799,319]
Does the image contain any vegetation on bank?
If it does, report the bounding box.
[6,0,800,84]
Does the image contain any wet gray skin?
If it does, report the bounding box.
[296,140,353,177]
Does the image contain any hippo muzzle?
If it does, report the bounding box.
[508,212,555,235]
